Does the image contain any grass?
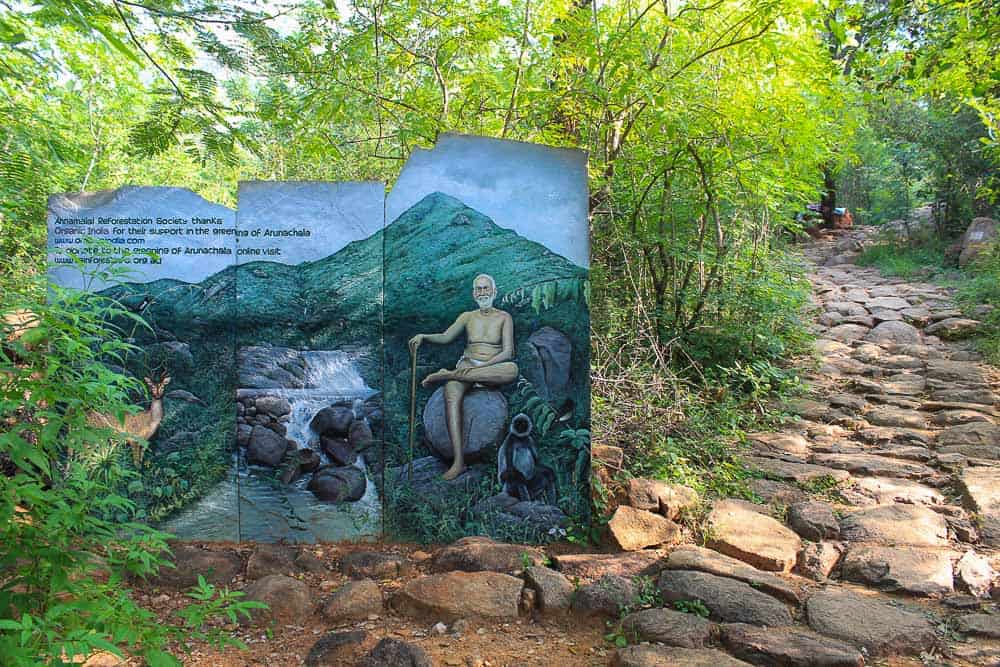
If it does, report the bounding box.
[855,239,950,278]
[596,374,802,503]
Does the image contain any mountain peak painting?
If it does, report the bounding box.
[46,133,590,545]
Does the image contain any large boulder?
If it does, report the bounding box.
[238,345,308,389]
[958,467,1000,546]
[664,546,801,604]
[310,405,354,437]
[628,479,699,519]
[246,426,288,466]
[720,624,864,667]
[959,216,999,267]
[925,317,980,339]
[805,588,938,657]
[518,326,573,405]
[838,504,949,546]
[657,570,793,626]
[307,465,366,502]
[422,388,508,461]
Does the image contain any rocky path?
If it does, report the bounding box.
[103,226,1000,667]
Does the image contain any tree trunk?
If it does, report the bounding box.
[820,164,837,227]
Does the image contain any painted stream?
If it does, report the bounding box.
[160,351,381,542]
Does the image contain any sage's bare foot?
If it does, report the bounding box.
[421,368,452,387]
[441,462,466,480]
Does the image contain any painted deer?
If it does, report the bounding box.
[87,376,170,466]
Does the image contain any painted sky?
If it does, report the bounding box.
[386,133,590,268]
[237,181,384,265]
[47,186,236,291]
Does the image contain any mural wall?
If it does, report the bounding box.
[46,134,590,544]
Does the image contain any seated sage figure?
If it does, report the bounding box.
[408,274,518,480]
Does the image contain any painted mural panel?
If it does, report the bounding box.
[47,186,239,539]
[46,135,590,545]
[382,134,591,544]
[233,181,385,542]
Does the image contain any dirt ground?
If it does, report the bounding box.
[133,540,609,667]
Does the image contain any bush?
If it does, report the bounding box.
[957,244,1000,364]
[0,257,260,665]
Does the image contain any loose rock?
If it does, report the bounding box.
[627,478,699,519]
[432,536,544,573]
[788,501,840,541]
[621,608,715,648]
[796,541,844,582]
[356,638,433,667]
[840,545,954,596]
[392,571,523,621]
[304,630,371,667]
[570,574,636,618]
[321,579,382,621]
[839,504,949,546]
[607,506,682,551]
[956,550,996,598]
[612,646,751,667]
[240,574,312,626]
[342,551,413,579]
[523,566,574,612]
[705,500,801,572]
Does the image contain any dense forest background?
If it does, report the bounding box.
[1,0,998,663]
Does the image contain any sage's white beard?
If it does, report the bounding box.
[476,295,495,309]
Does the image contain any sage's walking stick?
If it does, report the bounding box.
[407,344,418,480]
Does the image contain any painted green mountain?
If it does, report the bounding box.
[382,191,587,327]
[102,191,585,346]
